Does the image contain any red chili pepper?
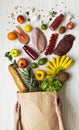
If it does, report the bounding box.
[44,33,58,55]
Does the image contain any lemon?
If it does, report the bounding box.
[24,24,32,32]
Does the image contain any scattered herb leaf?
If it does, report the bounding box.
[27,18,31,21]
[5,52,12,61]
[49,17,52,21]
[12,60,18,68]
[8,55,13,61]
[5,52,10,57]
[52,11,57,17]
[25,11,29,15]
[5,52,18,68]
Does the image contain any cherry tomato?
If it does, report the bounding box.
[17,58,28,68]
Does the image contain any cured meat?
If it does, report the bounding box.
[49,14,64,30]
[32,27,47,52]
[53,34,75,56]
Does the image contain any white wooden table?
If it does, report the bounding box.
[0,0,79,130]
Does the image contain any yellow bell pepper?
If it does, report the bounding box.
[35,70,46,81]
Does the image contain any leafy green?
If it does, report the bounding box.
[12,60,18,68]
[5,52,18,68]
[5,52,12,61]
[18,66,40,92]
[39,78,63,91]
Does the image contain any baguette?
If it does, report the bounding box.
[8,65,27,93]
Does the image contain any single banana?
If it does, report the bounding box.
[46,73,56,78]
[47,61,56,71]
[62,56,70,67]
[56,56,61,68]
[51,57,57,68]
[64,59,74,69]
[56,67,64,74]
[46,66,55,71]
[59,55,66,67]
[46,70,56,75]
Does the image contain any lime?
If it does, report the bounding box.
[31,63,38,68]
[41,24,47,30]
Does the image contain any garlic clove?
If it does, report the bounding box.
[45,11,51,17]
[29,7,35,13]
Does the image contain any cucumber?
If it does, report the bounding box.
[38,58,47,65]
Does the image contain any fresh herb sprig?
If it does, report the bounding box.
[25,11,31,22]
[18,66,40,92]
[5,52,18,68]
[52,11,57,17]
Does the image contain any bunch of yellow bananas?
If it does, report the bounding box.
[46,55,74,78]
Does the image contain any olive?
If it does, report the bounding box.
[59,26,66,34]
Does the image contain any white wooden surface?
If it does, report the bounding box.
[0,0,79,130]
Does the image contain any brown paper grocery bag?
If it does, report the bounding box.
[17,92,59,130]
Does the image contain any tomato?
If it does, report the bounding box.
[17,58,28,68]
[7,32,17,40]
[17,15,25,24]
